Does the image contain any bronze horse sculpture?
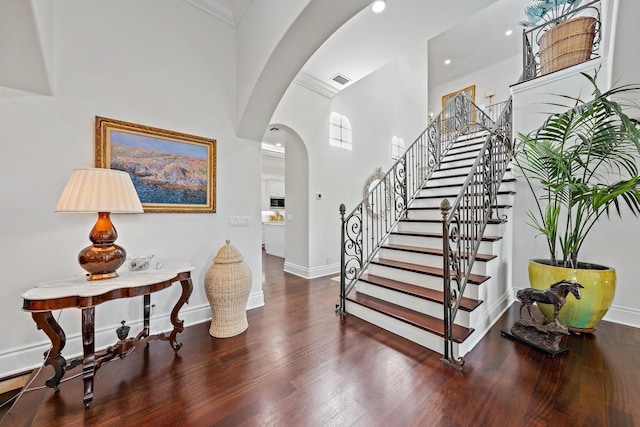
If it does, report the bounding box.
[517,280,584,324]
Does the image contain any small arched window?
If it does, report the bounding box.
[391,136,405,160]
[330,112,353,150]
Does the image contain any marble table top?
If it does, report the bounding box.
[22,262,194,300]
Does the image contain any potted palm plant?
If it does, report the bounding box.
[515,71,640,331]
[520,0,598,75]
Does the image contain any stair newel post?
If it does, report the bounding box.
[337,204,347,314]
[440,199,453,363]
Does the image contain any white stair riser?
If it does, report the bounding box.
[444,151,480,162]
[396,220,504,236]
[366,263,480,300]
[447,142,483,154]
[428,176,468,187]
[387,233,503,255]
[431,166,472,179]
[345,300,456,357]
[411,193,515,208]
[439,158,476,169]
[421,180,515,194]
[417,186,463,197]
[355,281,472,328]
[377,248,488,275]
[406,208,512,222]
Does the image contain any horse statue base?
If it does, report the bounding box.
[501,279,584,356]
[516,317,569,335]
[502,324,569,356]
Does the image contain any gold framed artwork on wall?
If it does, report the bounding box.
[95,117,216,213]
[441,85,476,133]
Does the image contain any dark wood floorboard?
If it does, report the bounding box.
[3,251,640,426]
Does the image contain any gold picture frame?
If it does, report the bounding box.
[441,85,476,133]
[95,116,216,213]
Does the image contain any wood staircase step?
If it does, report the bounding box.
[423,177,516,190]
[446,145,485,156]
[371,258,490,285]
[390,230,503,242]
[408,204,513,212]
[399,218,506,225]
[347,293,474,343]
[415,190,515,201]
[440,154,477,165]
[360,273,483,312]
[381,243,496,263]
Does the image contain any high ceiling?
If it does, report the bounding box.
[183,0,531,150]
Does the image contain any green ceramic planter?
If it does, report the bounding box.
[528,259,616,332]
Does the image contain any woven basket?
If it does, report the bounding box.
[539,16,596,75]
[204,240,252,338]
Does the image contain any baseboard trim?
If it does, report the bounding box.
[283,262,339,279]
[603,305,640,328]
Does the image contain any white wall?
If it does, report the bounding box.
[428,54,521,117]
[272,44,429,277]
[512,57,640,327]
[509,0,640,328]
[0,0,263,377]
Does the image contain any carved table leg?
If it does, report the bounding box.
[81,307,96,407]
[31,312,66,390]
[167,272,193,353]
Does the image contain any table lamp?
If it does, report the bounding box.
[56,168,144,281]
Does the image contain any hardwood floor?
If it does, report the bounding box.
[3,252,640,426]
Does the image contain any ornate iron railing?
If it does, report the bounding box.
[337,92,490,314]
[522,0,601,82]
[440,97,513,370]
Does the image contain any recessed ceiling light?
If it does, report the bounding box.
[444,59,451,65]
[276,143,282,147]
[372,0,386,13]
[505,29,513,36]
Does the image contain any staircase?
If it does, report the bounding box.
[343,131,515,359]
[337,94,514,367]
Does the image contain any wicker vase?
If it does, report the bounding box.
[204,240,252,338]
[538,16,597,75]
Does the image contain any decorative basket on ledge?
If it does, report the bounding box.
[538,16,597,75]
[204,240,252,338]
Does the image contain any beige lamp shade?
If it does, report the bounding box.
[56,168,143,213]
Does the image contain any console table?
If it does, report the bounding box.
[21,262,194,407]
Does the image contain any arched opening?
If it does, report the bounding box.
[260,124,309,277]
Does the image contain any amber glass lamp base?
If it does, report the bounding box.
[79,212,127,281]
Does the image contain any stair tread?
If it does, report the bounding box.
[400,218,506,225]
[390,230,503,242]
[415,190,516,200]
[408,204,512,211]
[372,258,490,285]
[347,292,474,343]
[430,167,513,180]
[423,177,516,190]
[381,243,496,262]
[446,146,483,157]
[360,273,483,312]
[440,154,477,164]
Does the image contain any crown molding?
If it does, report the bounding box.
[230,0,250,25]
[294,71,340,99]
[182,0,235,27]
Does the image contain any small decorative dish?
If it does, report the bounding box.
[127,255,154,271]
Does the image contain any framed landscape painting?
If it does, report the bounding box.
[95,117,216,213]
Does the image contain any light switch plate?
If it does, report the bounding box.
[229,216,250,227]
